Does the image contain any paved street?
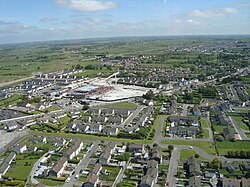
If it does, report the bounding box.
[63,141,100,187]
[166,147,180,187]
[229,116,249,140]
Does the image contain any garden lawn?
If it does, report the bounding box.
[5,157,37,181]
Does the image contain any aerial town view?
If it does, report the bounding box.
[0,0,249,187]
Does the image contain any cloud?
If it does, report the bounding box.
[0,21,36,34]
[56,0,117,11]
[190,7,239,18]
[40,16,58,23]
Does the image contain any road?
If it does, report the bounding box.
[0,76,34,88]
[0,131,29,157]
[229,116,249,140]
[63,141,100,187]
[119,105,145,128]
[166,147,180,187]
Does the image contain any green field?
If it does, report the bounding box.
[161,139,216,155]
[203,129,210,139]
[217,141,250,155]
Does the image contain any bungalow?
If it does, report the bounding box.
[49,157,68,178]
[13,143,27,154]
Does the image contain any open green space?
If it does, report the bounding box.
[217,141,250,155]
[200,118,211,128]
[106,101,137,109]
[203,129,210,139]
[31,130,152,144]
[232,116,250,131]
[161,139,216,155]
[180,149,208,161]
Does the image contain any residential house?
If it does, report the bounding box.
[5,121,19,132]
[186,157,202,177]
[88,108,101,115]
[242,178,250,187]
[0,162,10,176]
[139,160,158,187]
[91,163,102,175]
[128,144,145,155]
[100,108,114,116]
[223,128,235,140]
[82,175,99,187]
[192,105,201,116]
[151,146,162,164]
[108,116,123,125]
[87,124,102,134]
[49,157,68,178]
[64,140,83,160]
[222,178,240,187]
[215,112,230,126]
[98,142,116,165]
[102,126,119,136]
[13,143,27,154]
[4,152,16,165]
[169,126,199,136]
[114,108,131,116]
[187,176,201,187]
[221,161,240,171]
[92,116,107,124]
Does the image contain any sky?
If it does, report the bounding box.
[0,0,249,44]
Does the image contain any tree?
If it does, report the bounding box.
[195,154,200,158]
[168,145,174,151]
[211,158,221,169]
